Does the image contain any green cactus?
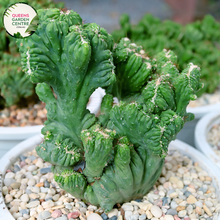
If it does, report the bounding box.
[0,53,35,107]
[18,9,202,212]
[111,14,220,97]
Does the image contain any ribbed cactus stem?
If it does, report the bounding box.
[18,8,202,212]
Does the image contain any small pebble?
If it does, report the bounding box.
[40,167,51,174]
[67,211,80,219]
[3,148,220,220]
[164,215,174,220]
[107,208,118,218]
[108,216,117,220]
[4,178,16,186]
[87,213,103,220]
[51,209,62,218]
[37,210,51,220]
[178,210,187,218]
[101,213,108,220]
[166,209,177,216]
[151,205,162,218]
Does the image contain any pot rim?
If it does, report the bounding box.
[0,136,220,219]
[195,111,220,168]
[187,101,220,119]
[0,88,105,140]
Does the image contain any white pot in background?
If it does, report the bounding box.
[0,87,105,158]
[0,136,220,219]
[176,103,220,147]
[195,111,220,168]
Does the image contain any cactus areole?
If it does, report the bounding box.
[17,9,202,211]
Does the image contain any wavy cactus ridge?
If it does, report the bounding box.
[111,13,220,96]
[18,8,202,212]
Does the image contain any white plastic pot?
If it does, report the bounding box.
[0,88,105,158]
[0,137,220,219]
[0,135,43,220]
[195,111,220,168]
[176,102,220,146]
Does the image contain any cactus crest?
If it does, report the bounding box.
[18,9,202,212]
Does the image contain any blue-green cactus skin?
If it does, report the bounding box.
[18,9,202,212]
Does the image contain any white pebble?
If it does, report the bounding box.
[164,215,174,220]
[107,208,118,218]
[151,205,162,218]
[122,204,134,211]
[26,201,40,208]
[31,187,40,194]
[4,178,16,186]
[27,165,37,172]
[87,213,102,220]
[178,210,187,217]
[5,172,15,179]
[48,188,56,195]
[125,211,133,219]
[42,200,54,209]
[36,160,44,168]
[20,194,29,202]
[40,187,49,193]
[5,194,13,203]
[27,178,36,187]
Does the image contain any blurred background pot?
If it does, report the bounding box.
[195,111,220,168]
[0,88,105,159]
[177,102,220,146]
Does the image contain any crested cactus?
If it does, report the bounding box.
[18,9,202,211]
[0,53,35,107]
[112,14,220,97]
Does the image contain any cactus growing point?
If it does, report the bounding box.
[18,9,202,211]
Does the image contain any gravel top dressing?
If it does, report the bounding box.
[0,102,46,127]
[2,147,220,220]
[207,123,220,158]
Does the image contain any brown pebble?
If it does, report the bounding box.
[0,102,46,127]
[176,206,185,211]
[33,159,38,164]
[203,204,212,216]
[51,205,65,210]
[35,182,44,187]
[120,207,125,220]
[205,176,212,181]
[116,203,121,208]
[187,195,197,204]
[60,190,66,195]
